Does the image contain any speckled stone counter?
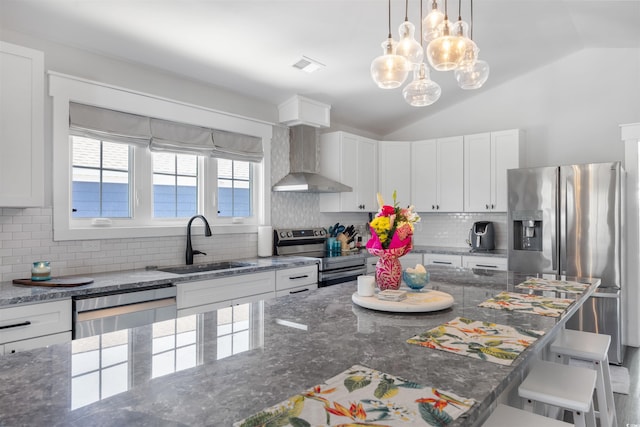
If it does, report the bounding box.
[0,256,319,306]
[0,267,599,426]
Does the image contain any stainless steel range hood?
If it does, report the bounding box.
[272,125,352,193]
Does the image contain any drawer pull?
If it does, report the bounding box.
[289,275,309,280]
[289,288,310,294]
[0,320,32,330]
[433,261,452,265]
[476,264,498,269]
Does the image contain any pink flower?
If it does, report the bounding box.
[396,223,413,240]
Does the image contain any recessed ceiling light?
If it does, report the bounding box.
[292,56,325,73]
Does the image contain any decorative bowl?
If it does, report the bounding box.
[402,270,430,291]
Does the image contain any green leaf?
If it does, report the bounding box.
[485,340,503,347]
[398,380,424,389]
[374,377,399,399]
[344,375,371,393]
[288,417,311,427]
[418,402,454,426]
[459,317,474,325]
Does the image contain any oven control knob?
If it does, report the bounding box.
[279,231,287,238]
[286,231,292,237]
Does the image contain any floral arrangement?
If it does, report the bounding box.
[368,191,420,250]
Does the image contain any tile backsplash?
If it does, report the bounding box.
[0,207,256,283]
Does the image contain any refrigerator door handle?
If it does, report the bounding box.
[559,166,570,275]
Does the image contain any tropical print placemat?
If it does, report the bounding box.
[479,291,574,317]
[515,277,589,294]
[235,364,475,426]
[407,317,544,366]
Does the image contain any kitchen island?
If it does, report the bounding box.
[0,267,599,426]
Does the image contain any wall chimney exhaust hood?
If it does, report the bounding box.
[273,95,351,193]
[272,125,352,193]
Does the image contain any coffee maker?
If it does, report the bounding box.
[468,221,495,251]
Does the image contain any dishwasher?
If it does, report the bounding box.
[72,284,177,339]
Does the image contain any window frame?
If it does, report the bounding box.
[50,72,272,241]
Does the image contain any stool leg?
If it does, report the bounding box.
[572,406,597,427]
[600,357,618,427]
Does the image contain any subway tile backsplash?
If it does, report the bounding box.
[0,207,257,283]
[412,211,507,249]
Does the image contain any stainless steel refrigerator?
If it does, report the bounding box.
[507,162,624,364]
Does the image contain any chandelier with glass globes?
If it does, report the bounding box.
[371,0,489,107]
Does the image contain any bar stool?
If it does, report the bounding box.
[482,404,574,427]
[518,360,597,427]
[550,329,617,427]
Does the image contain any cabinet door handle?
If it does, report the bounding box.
[289,275,309,280]
[432,205,435,210]
[436,205,440,210]
[485,204,489,209]
[476,264,498,269]
[289,288,310,294]
[0,320,31,330]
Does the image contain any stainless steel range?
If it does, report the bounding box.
[273,227,367,287]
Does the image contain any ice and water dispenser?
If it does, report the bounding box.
[512,211,543,251]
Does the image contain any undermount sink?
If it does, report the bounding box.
[158,261,256,275]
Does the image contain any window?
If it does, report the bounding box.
[50,73,272,240]
[72,136,131,218]
[153,152,198,218]
[217,159,251,217]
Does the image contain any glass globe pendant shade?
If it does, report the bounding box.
[422,4,445,44]
[454,59,490,89]
[371,38,410,89]
[457,38,479,69]
[396,20,424,67]
[402,62,442,106]
[426,20,465,71]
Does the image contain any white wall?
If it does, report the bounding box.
[386,48,640,168]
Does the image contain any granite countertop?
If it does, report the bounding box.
[0,267,599,426]
[0,256,319,306]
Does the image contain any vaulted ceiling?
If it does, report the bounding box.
[1,0,639,136]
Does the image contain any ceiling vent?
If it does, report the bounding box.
[292,56,325,73]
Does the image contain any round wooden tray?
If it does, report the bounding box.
[352,289,454,313]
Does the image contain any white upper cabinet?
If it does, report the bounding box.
[464,129,524,212]
[0,42,44,207]
[378,141,412,204]
[411,136,464,212]
[320,132,378,212]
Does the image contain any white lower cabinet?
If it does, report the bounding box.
[366,256,379,275]
[399,253,423,270]
[423,254,463,268]
[462,256,507,271]
[275,265,318,298]
[177,271,276,316]
[0,299,72,354]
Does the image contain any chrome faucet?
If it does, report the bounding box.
[186,215,212,265]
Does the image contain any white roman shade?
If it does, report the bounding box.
[212,129,263,162]
[69,102,263,161]
[149,118,214,156]
[69,102,151,146]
